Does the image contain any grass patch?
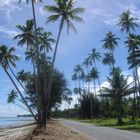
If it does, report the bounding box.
[69,118,140,132]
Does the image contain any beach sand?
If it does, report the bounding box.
[0,120,93,140]
[0,124,35,140]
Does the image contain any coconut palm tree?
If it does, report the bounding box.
[89,67,99,96]
[83,57,91,72]
[14,20,35,49]
[100,67,135,125]
[87,48,101,64]
[39,32,55,54]
[0,45,37,121]
[18,0,47,129]
[87,48,102,94]
[102,52,115,74]
[118,10,140,122]
[102,31,119,67]
[73,64,84,97]
[118,10,138,34]
[83,57,92,93]
[125,34,140,96]
[44,0,84,113]
[88,67,99,122]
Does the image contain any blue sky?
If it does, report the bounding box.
[0,0,140,116]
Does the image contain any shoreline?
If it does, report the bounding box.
[0,123,36,140]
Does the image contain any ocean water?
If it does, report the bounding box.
[0,117,34,128]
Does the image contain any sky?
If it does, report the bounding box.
[0,0,140,116]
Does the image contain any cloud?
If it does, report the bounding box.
[0,26,18,38]
[0,0,21,22]
[39,6,46,15]
[82,0,140,26]
[122,4,140,23]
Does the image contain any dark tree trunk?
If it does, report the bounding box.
[46,19,64,120]
[31,0,43,129]
[2,66,37,122]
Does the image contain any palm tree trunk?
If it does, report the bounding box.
[94,80,96,96]
[46,19,64,117]
[2,65,37,122]
[135,66,140,96]
[42,52,47,130]
[90,93,93,123]
[78,79,81,99]
[31,0,43,129]
[94,62,102,95]
[8,64,29,94]
[132,69,137,122]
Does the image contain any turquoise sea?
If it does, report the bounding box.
[0,117,34,128]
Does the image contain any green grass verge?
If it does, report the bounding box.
[69,118,140,133]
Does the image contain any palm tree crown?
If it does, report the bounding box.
[14,20,35,48]
[102,31,119,53]
[44,0,84,32]
[38,32,55,53]
[87,48,101,65]
[118,10,138,34]
[0,45,19,68]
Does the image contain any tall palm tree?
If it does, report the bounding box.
[87,48,102,94]
[87,48,101,64]
[73,64,84,97]
[102,31,119,69]
[44,0,84,113]
[118,10,139,122]
[72,73,78,104]
[89,67,99,96]
[83,57,92,93]
[0,45,37,121]
[83,57,91,72]
[89,67,99,123]
[100,67,135,125]
[39,32,55,54]
[19,0,44,129]
[102,52,115,74]
[125,34,140,96]
[25,48,36,73]
[118,10,138,34]
[14,20,35,49]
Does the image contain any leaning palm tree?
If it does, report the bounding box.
[118,10,138,34]
[102,31,119,67]
[100,67,135,125]
[0,45,37,121]
[44,0,84,112]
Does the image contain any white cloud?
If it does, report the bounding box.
[0,0,21,22]
[0,26,18,38]
[39,6,45,15]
